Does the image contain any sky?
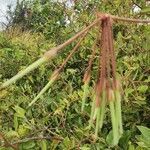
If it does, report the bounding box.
[0,0,17,29]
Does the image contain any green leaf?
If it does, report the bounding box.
[136,126,150,148]
[119,130,131,150]
[141,7,150,14]
[80,146,90,150]
[6,130,19,138]
[13,106,26,118]
[18,125,30,137]
[106,130,113,146]
[137,126,150,140]
[128,143,135,150]
[40,140,47,150]
[137,85,148,93]
[22,141,36,149]
[14,115,18,131]
[63,137,71,148]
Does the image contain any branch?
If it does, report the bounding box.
[0,133,18,150]
[97,13,150,24]
[12,136,63,145]
[111,15,150,23]
[44,18,100,58]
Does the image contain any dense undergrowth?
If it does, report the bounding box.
[0,0,150,149]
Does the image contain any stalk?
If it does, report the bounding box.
[109,100,118,146]
[93,105,100,121]
[114,90,123,136]
[0,57,47,89]
[95,107,101,138]
[28,71,58,107]
[99,91,106,130]
[109,89,118,146]
[89,94,96,128]
[81,82,89,112]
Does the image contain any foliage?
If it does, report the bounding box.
[0,0,150,149]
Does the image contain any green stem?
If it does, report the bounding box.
[115,90,123,136]
[89,95,96,128]
[1,57,47,89]
[93,107,98,120]
[81,82,89,112]
[99,91,106,130]
[28,75,57,107]
[95,107,101,138]
[109,100,118,146]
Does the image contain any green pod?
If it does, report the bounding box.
[89,94,96,128]
[109,89,119,146]
[114,90,123,136]
[81,82,89,112]
[109,100,118,146]
[99,90,106,130]
[95,107,101,138]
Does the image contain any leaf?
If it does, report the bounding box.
[41,140,47,150]
[137,85,148,93]
[80,146,90,150]
[63,137,70,148]
[0,90,8,98]
[141,7,150,14]
[18,125,30,137]
[106,130,114,146]
[6,130,19,138]
[119,130,131,150]
[22,141,36,149]
[136,126,150,148]
[14,115,18,131]
[128,144,135,150]
[66,69,77,74]
[137,126,150,140]
[13,106,26,118]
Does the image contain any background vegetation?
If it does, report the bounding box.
[0,0,150,149]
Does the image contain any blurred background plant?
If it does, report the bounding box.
[0,0,150,149]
